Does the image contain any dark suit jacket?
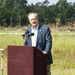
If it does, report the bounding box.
[24,24,53,65]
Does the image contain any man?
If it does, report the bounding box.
[24,12,53,75]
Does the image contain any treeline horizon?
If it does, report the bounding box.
[0,0,75,27]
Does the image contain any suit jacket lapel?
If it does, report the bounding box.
[28,28,32,46]
[36,24,42,46]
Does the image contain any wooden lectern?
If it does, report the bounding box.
[7,46,47,75]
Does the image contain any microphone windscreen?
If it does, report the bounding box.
[28,33,34,36]
[25,30,29,34]
[31,33,34,36]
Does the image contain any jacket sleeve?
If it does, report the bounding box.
[44,27,52,53]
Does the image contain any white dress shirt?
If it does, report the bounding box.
[31,25,39,47]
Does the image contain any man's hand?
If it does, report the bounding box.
[42,51,47,54]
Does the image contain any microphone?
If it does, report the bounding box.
[27,33,34,36]
[22,30,29,39]
[25,30,29,34]
[27,33,34,40]
[22,30,34,39]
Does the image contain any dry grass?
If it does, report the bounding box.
[0,29,75,75]
[51,68,75,75]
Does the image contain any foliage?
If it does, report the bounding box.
[0,0,75,27]
[0,30,75,75]
[52,31,75,69]
[0,30,75,68]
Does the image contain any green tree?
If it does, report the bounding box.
[12,0,28,27]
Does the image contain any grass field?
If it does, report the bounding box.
[0,29,75,75]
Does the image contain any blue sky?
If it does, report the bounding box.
[28,0,75,5]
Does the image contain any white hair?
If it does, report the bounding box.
[28,12,38,19]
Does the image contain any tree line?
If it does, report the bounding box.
[0,0,75,27]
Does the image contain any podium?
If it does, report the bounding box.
[7,46,47,75]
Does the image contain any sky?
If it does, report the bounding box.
[28,0,75,5]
